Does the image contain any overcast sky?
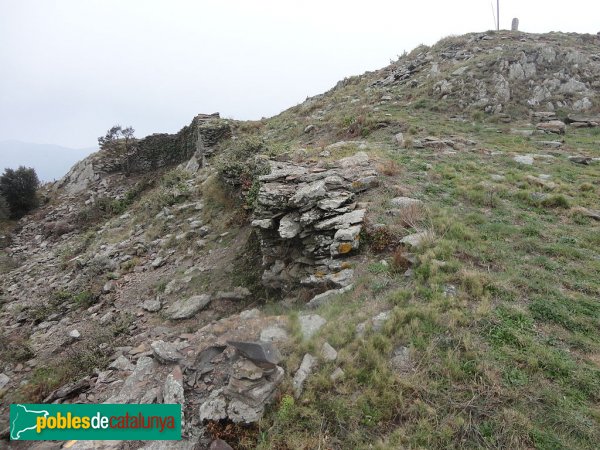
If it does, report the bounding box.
[1,0,599,149]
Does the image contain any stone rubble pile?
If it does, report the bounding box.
[251,151,378,291]
[198,341,284,423]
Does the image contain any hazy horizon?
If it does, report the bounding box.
[0,140,95,182]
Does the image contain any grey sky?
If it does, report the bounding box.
[1,0,599,149]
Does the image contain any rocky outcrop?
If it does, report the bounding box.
[372,31,600,115]
[566,114,600,128]
[251,151,378,291]
[536,120,566,134]
[198,341,284,423]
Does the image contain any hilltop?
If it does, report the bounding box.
[1,30,599,449]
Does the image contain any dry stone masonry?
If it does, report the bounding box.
[251,151,378,291]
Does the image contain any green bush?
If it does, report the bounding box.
[214,137,267,186]
[0,166,39,218]
[213,137,270,210]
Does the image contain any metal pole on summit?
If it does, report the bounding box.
[497,0,500,30]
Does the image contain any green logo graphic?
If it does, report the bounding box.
[10,404,181,441]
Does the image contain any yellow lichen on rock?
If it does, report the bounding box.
[338,242,353,254]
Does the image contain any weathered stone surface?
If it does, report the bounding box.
[573,207,600,221]
[566,114,600,126]
[251,218,273,229]
[109,355,135,371]
[151,340,184,364]
[226,366,284,407]
[321,342,338,362]
[395,132,405,147]
[302,269,355,289]
[105,356,157,403]
[511,18,519,31]
[166,294,211,320]
[536,120,566,134]
[199,393,227,421]
[299,314,327,339]
[337,151,370,168]
[372,311,391,332]
[290,181,327,207]
[226,399,263,423]
[239,309,260,320]
[260,326,289,342]
[68,329,81,339]
[0,373,9,390]
[293,354,316,398]
[514,154,534,165]
[356,310,392,338]
[391,197,422,208]
[214,287,251,301]
[142,297,162,312]
[151,257,166,269]
[210,439,234,450]
[330,367,345,382]
[569,156,593,165]
[44,377,91,402]
[68,440,123,450]
[314,209,366,231]
[334,225,361,241]
[228,341,282,368]
[163,366,184,405]
[278,212,302,239]
[231,359,263,381]
[526,175,556,190]
[306,284,353,309]
[188,336,283,429]
[390,346,412,374]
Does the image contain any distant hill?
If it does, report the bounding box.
[0,140,95,182]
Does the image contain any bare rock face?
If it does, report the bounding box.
[251,151,378,291]
[197,341,285,424]
[536,120,566,134]
[372,32,599,115]
[166,294,211,320]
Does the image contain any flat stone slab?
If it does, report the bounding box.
[321,342,338,362]
[142,297,162,312]
[390,197,422,208]
[167,294,211,320]
[306,284,353,309]
[151,340,184,364]
[299,314,327,339]
[293,354,317,398]
[108,355,135,371]
[163,366,184,405]
[0,373,9,390]
[260,326,289,342]
[314,209,365,230]
[227,341,282,368]
[514,154,534,165]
